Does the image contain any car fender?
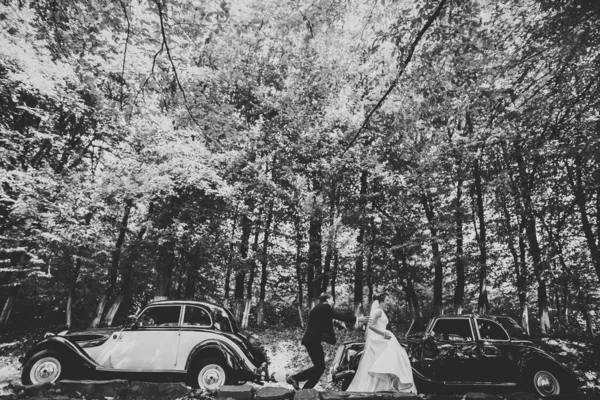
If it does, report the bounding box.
[21,336,102,371]
[517,347,577,388]
[185,339,249,372]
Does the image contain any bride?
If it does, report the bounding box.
[346,293,416,393]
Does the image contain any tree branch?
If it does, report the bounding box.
[119,0,131,110]
[155,1,219,147]
[341,0,449,156]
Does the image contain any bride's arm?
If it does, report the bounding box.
[367,310,391,339]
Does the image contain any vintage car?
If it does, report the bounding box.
[331,314,579,397]
[21,300,269,389]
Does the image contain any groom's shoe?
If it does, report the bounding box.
[286,375,300,390]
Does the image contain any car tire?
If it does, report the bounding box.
[22,350,64,385]
[190,357,231,390]
[523,366,562,397]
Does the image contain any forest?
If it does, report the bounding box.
[1,0,599,344]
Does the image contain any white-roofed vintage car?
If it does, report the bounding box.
[20,300,269,390]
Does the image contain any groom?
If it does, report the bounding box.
[287,292,370,390]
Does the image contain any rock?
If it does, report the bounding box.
[501,392,538,400]
[218,384,254,400]
[53,380,128,399]
[345,391,417,400]
[255,386,293,400]
[294,389,319,400]
[425,395,460,400]
[464,393,500,400]
[22,382,53,397]
[125,381,190,400]
[320,390,349,400]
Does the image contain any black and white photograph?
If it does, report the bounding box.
[1,0,599,399]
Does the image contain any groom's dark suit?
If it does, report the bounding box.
[292,302,357,389]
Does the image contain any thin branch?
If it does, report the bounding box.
[341,0,449,156]
[119,0,131,110]
[129,41,164,121]
[155,1,219,147]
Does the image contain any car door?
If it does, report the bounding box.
[417,317,480,382]
[176,305,214,369]
[475,317,519,383]
[104,305,182,371]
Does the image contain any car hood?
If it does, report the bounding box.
[60,328,118,343]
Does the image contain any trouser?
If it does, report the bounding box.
[291,341,325,389]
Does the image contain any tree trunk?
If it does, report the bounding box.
[91,199,132,327]
[569,155,600,281]
[354,170,368,315]
[514,139,549,335]
[66,256,83,328]
[473,159,489,314]
[242,222,260,329]
[454,175,465,314]
[235,210,252,323]
[294,212,305,328]
[308,185,322,304]
[421,191,443,316]
[257,201,273,327]
[331,249,338,303]
[224,208,238,309]
[0,285,18,325]
[153,240,175,302]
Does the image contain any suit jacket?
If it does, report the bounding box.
[301,303,357,346]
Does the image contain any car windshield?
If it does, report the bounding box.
[494,316,529,340]
[406,317,430,338]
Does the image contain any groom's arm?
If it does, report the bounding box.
[328,308,357,324]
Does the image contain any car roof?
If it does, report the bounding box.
[146,300,227,312]
[426,314,516,321]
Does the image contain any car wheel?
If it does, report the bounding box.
[190,358,230,390]
[22,350,64,385]
[525,368,561,397]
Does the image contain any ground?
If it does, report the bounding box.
[1,324,600,395]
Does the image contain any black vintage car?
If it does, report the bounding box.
[21,301,269,389]
[331,314,579,397]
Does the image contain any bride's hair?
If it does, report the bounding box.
[373,292,388,303]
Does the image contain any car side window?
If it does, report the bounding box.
[430,318,473,341]
[476,319,509,340]
[138,306,181,327]
[183,306,212,327]
[213,309,233,333]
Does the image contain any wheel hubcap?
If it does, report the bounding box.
[30,357,61,384]
[198,364,225,390]
[534,370,560,396]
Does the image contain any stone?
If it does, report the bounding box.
[218,384,254,400]
[345,391,417,400]
[426,395,461,400]
[320,390,349,400]
[501,392,538,400]
[22,382,53,397]
[255,386,293,400]
[53,379,128,399]
[464,393,500,400]
[294,389,319,400]
[125,381,190,400]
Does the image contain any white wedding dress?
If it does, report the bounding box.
[346,305,416,393]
